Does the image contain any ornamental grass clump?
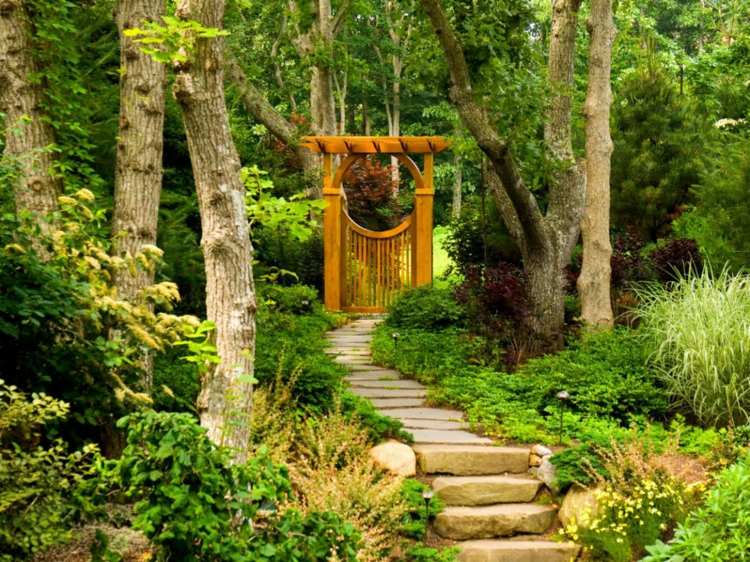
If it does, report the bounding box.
[637,267,750,427]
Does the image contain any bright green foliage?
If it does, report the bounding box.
[611,63,709,239]
[110,411,360,562]
[244,166,325,243]
[372,326,665,442]
[259,283,319,314]
[643,454,750,562]
[675,135,750,270]
[0,381,99,561]
[255,305,346,412]
[386,286,466,330]
[0,193,198,442]
[124,15,229,64]
[400,479,445,540]
[637,267,750,427]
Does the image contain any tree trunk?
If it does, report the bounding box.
[310,0,337,135]
[451,153,462,219]
[173,0,256,463]
[111,0,166,389]
[0,0,61,231]
[419,0,584,343]
[578,0,615,329]
[112,0,166,303]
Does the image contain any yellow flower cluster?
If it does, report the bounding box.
[563,477,684,551]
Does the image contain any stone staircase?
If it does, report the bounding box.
[326,317,580,562]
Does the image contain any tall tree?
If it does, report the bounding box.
[419,0,584,341]
[0,0,61,229]
[112,0,167,376]
[578,0,615,329]
[289,0,351,135]
[173,0,256,462]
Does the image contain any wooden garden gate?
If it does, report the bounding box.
[302,136,448,312]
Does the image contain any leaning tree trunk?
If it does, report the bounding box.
[225,56,320,194]
[419,0,584,344]
[173,0,256,463]
[112,0,167,386]
[0,0,61,233]
[578,0,615,329]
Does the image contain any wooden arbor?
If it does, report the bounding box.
[302,136,449,312]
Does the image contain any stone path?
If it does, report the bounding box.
[326,317,581,562]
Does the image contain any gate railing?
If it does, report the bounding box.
[342,212,414,311]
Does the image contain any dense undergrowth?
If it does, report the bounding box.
[373,280,750,561]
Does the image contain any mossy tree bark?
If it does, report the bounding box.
[0,0,61,235]
[578,0,616,329]
[173,0,256,463]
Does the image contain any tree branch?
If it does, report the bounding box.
[418,0,547,251]
[331,0,352,35]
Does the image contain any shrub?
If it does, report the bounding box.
[674,135,750,271]
[259,283,319,314]
[637,267,750,427]
[609,230,655,289]
[649,238,702,283]
[0,194,198,448]
[343,156,401,231]
[111,411,360,562]
[443,204,520,274]
[611,63,709,239]
[255,308,346,412]
[0,381,99,561]
[386,286,465,330]
[454,263,529,343]
[565,441,689,562]
[254,230,324,291]
[643,454,750,562]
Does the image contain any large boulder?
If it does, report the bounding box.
[369,440,416,477]
[558,485,601,528]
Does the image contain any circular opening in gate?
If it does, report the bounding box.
[342,154,419,232]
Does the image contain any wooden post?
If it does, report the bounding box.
[322,154,343,310]
[414,152,434,286]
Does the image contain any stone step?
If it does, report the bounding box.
[346,364,392,372]
[413,445,529,475]
[411,429,492,445]
[326,349,371,355]
[370,397,425,408]
[346,371,401,381]
[434,504,557,540]
[326,339,373,345]
[457,539,580,562]
[334,356,374,365]
[380,407,465,421]
[351,387,427,399]
[400,418,469,431]
[432,476,542,506]
[349,379,425,389]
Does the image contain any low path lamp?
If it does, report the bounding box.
[422,489,434,522]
